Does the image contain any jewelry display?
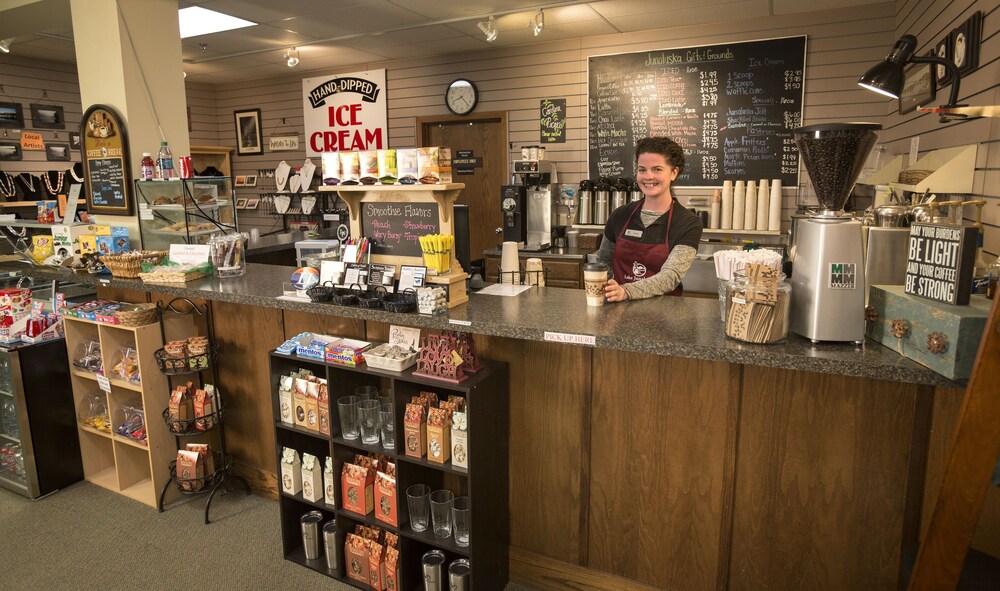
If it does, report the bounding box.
[42,170,64,196]
[274,194,291,215]
[17,173,36,193]
[288,174,301,194]
[301,195,317,215]
[299,158,316,191]
[69,163,85,183]
[275,161,291,192]
[0,171,15,198]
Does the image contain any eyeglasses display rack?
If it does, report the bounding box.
[269,346,509,589]
[154,297,251,524]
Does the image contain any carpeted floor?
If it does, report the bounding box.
[0,481,537,591]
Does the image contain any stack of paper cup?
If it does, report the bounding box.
[500,241,520,284]
[525,257,544,286]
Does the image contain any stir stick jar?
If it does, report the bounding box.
[723,269,791,344]
[209,233,248,278]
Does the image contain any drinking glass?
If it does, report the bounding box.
[358,399,381,445]
[430,489,455,538]
[355,385,380,401]
[336,395,360,440]
[452,496,471,546]
[380,403,395,449]
[406,483,431,532]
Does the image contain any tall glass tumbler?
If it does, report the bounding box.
[406,483,431,532]
[430,489,455,538]
[380,403,395,449]
[452,496,471,547]
[336,395,360,440]
[358,399,381,445]
[355,385,380,401]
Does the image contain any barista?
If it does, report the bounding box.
[597,136,703,302]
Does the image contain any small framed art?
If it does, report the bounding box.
[31,104,65,129]
[898,62,935,115]
[234,108,263,155]
[0,102,25,129]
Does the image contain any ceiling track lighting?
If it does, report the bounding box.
[477,15,497,43]
[0,39,12,54]
[531,9,544,36]
[284,48,300,68]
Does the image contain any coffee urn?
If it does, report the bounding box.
[594,180,610,225]
[789,122,880,344]
[577,180,594,224]
[630,181,643,202]
[612,177,629,211]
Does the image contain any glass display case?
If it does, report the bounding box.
[0,339,82,499]
[134,178,238,250]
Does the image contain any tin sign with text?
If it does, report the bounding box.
[302,69,387,157]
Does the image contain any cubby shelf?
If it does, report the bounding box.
[270,348,509,590]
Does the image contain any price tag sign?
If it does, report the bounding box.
[97,375,111,393]
[169,243,211,265]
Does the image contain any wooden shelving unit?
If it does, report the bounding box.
[63,316,174,508]
[269,349,509,590]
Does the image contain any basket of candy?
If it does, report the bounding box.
[99,250,167,278]
[154,336,215,375]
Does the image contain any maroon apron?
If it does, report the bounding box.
[611,198,682,296]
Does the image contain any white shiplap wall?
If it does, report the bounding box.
[206,3,900,238]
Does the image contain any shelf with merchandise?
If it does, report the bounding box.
[134,178,239,250]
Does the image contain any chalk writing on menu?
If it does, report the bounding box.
[540,98,567,144]
[588,36,806,186]
[87,157,126,208]
[362,201,440,258]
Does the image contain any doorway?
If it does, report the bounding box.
[417,112,507,266]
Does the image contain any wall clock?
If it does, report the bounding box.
[445,79,479,116]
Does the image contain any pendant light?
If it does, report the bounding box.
[531,9,544,36]
[0,39,12,54]
[284,48,300,68]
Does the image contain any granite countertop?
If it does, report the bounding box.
[20,263,960,388]
[481,246,592,260]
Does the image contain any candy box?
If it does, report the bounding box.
[367,540,385,590]
[403,403,426,459]
[323,456,336,507]
[426,407,452,464]
[95,235,115,256]
[185,443,214,475]
[301,452,323,503]
[344,533,370,584]
[384,546,401,591]
[341,461,374,516]
[374,468,397,527]
[175,449,204,492]
[0,287,31,314]
[317,379,331,436]
[79,235,98,255]
[193,387,215,431]
[168,384,194,432]
[280,447,301,495]
[325,338,372,367]
[451,410,469,469]
[293,377,309,429]
[297,333,339,360]
[278,375,294,424]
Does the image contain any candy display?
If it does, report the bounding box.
[112,347,141,384]
[0,398,18,439]
[78,394,110,433]
[115,405,147,446]
[72,340,103,373]
[0,443,25,482]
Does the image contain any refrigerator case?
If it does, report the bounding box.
[0,340,83,498]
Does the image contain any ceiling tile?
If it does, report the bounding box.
[280,1,431,39]
[387,1,544,20]
[182,24,315,55]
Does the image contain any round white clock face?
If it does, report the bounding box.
[446,79,478,115]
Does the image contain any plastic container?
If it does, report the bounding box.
[210,233,247,278]
[724,270,791,344]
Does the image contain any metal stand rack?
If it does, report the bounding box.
[154,296,250,524]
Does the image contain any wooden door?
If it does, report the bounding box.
[417,112,507,263]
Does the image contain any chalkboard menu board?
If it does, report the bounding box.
[81,104,133,215]
[362,201,440,257]
[588,36,806,186]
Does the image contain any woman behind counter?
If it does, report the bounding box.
[598,136,704,302]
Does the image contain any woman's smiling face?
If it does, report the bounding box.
[636,152,678,201]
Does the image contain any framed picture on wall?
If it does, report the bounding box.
[234,175,247,187]
[30,104,65,129]
[898,62,935,115]
[46,142,71,161]
[0,102,25,129]
[70,132,81,150]
[244,174,257,187]
[933,40,951,87]
[0,140,23,161]
[234,108,263,155]
[951,12,981,76]
[235,198,248,209]
[245,197,260,210]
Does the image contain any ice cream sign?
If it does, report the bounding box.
[302,69,388,157]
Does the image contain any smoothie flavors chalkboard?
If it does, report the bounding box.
[588,36,806,187]
[361,201,440,258]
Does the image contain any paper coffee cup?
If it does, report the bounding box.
[583,262,609,306]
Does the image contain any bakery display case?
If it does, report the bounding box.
[134,178,238,250]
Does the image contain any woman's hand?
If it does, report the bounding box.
[604,278,629,303]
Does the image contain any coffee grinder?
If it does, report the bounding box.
[503,159,558,251]
[789,122,880,344]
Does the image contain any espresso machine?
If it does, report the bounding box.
[790,122,880,344]
[502,160,558,251]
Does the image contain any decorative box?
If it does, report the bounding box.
[367,540,385,591]
[326,338,372,367]
[280,447,301,495]
[297,334,339,360]
[323,457,336,507]
[344,534,370,584]
[374,470,397,527]
[867,285,992,380]
[301,453,323,503]
[403,403,426,458]
[451,410,469,469]
[0,287,31,314]
[278,376,293,424]
[317,380,331,436]
[426,407,452,464]
[292,379,308,429]
[341,461,374,516]
[384,547,401,591]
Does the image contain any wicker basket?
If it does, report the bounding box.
[100,250,168,278]
[113,303,159,327]
[898,169,932,185]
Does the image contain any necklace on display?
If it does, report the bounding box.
[42,170,65,196]
[69,164,85,183]
[17,173,35,193]
[0,172,15,198]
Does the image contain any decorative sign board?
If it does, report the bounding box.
[540,98,567,144]
[20,131,44,150]
[81,104,133,216]
[302,69,388,157]
[587,36,806,186]
[361,200,439,257]
[269,135,300,151]
[904,222,978,305]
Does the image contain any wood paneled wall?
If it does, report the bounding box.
[199,4,901,238]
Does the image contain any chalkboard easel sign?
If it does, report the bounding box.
[361,200,440,257]
[588,36,806,187]
[81,104,133,216]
